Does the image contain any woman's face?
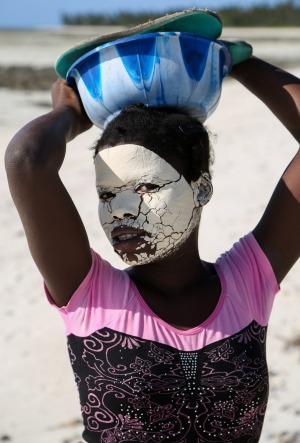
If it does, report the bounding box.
[94,144,201,265]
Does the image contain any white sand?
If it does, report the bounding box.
[1,28,300,443]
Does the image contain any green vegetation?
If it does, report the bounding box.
[62,13,156,27]
[220,1,300,26]
[62,1,300,27]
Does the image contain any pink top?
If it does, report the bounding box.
[46,232,279,351]
[45,233,280,443]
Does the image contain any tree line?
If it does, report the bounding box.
[62,1,300,27]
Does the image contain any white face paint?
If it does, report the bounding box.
[94,144,202,265]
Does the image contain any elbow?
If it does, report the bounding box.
[5,135,50,185]
[5,140,53,202]
[5,143,30,197]
[5,140,26,177]
[5,138,35,177]
[5,113,66,190]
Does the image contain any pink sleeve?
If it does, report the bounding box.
[44,249,133,336]
[216,233,280,326]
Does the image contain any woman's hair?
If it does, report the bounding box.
[94,104,213,181]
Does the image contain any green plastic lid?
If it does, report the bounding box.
[55,8,223,78]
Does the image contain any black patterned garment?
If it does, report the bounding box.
[46,234,279,442]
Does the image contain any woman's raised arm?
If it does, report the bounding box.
[5,79,93,307]
[230,57,300,284]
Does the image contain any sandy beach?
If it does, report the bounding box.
[1,26,300,443]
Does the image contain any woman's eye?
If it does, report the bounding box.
[99,191,116,201]
[135,183,160,193]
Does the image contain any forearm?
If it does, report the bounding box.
[230,56,300,143]
[5,107,81,175]
[6,77,92,176]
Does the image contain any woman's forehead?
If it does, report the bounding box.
[94,144,180,186]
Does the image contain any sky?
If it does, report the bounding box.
[0,0,292,28]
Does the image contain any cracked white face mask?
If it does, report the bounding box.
[95,144,202,265]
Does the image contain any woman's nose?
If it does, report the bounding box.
[110,191,140,220]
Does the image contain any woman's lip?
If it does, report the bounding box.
[111,228,150,250]
[112,233,148,252]
[111,227,148,240]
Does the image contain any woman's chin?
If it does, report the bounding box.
[113,242,158,265]
[111,229,194,265]
[115,243,183,266]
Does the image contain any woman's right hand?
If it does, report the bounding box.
[51,78,93,140]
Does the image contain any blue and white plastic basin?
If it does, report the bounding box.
[66,32,232,129]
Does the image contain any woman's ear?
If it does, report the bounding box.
[191,172,213,207]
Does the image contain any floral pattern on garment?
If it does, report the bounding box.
[68,321,268,443]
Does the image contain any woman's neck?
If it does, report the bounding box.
[126,230,222,330]
[126,230,211,299]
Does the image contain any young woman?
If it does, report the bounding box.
[5,55,300,442]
